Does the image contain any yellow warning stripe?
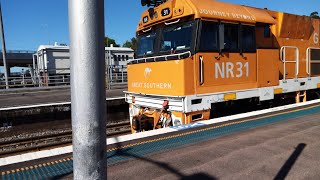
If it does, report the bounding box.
[1,158,73,175]
[107,103,320,152]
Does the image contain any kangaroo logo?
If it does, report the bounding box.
[144,67,152,79]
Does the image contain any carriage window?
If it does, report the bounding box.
[199,21,218,51]
[242,25,256,52]
[224,24,239,52]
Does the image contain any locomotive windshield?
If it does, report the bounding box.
[136,20,195,58]
[137,32,157,56]
[160,21,193,52]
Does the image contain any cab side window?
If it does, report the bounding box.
[199,21,219,51]
[242,25,256,52]
[198,21,256,53]
[224,24,238,52]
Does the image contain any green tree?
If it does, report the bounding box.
[122,37,137,51]
[104,37,120,47]
[310,11,320,19]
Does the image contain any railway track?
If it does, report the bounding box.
[0,121,131,157]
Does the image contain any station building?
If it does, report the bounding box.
[34,43,133,86]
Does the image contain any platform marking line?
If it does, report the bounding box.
[37,164,48,179]
[106,103,320,153]
[0,157,74,177]
[0,97,124,111]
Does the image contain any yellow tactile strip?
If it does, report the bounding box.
[1,157,73,177]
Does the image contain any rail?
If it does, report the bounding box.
[280,46,299,81]
[306,47,320,78]
[128,51,191,64]
[0,122,130,156]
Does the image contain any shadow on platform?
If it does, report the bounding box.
[109,137,217,180]
[274,143,306,180]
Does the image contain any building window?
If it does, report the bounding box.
[122,55,125,61]
[118,55,121,61]
[126,55,129,60]
[113,55,117,61]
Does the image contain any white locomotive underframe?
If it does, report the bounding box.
[125,77,320,114]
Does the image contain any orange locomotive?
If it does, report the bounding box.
[125,0,320,133]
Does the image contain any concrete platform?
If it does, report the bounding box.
[1,100,320,179]
[0,87,126,108]
[107,111,320,179]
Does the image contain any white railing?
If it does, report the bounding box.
[0,65,128,90]
[0,74,70,88]
[106,65,127,89]
[280,46,299,81]
[306,47,320,78]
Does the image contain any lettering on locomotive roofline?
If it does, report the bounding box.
[199,9,255,21]
[215,62,249,79]
[132,82,172,89]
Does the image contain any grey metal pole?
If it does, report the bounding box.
[0,1,9,89]
[68,0,106,179]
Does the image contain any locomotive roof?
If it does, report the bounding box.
[189,0,276,24]
[137,0,277,31]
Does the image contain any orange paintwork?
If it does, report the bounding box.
[194,52,258,94]
[137,0,276,31]
[131,0,320,98]
[185,110,210,124]
[256,49,279,87]
[127,57,195,96]
[188,0,276,24]
[129,0,320,132]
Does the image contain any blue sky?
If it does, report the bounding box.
[0,0,319,51]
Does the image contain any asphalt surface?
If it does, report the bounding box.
[107,113,320,180]
[0,88,126,108]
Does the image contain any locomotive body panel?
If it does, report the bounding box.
[128,0,320,133]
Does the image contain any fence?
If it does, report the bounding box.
[0,65,127,90]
